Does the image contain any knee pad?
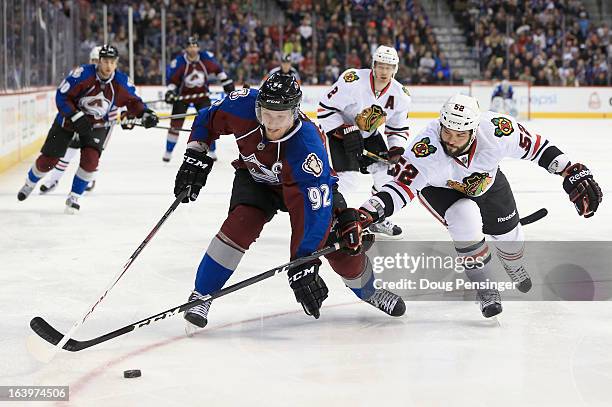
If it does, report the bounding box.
[219,205,269,250]
[79,147,100,172]
[35,155,60,172]
[445,199,483,242]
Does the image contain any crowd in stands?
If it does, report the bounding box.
[451,0,610,86]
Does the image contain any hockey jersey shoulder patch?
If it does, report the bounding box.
[490,116,514,137]
[402,85,410,96]
[411,137,437,158]
[342,70,359,83]
[302,153,323,177]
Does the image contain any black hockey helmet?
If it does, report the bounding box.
[281,53,291,63]
[256,72,302,118]
[186,36,199,47]
[99,44,119,59]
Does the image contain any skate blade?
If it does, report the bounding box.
[371,232,404,241]
[64,206,79,215]
[184,321,199,337]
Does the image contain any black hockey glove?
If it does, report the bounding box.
[336,208,374,255]
[165,89,178,104]
[223,82,235,93]
[71,111,92,138]
[174,149,214,203]
[341,125,364,160]
[120,111,136,130]
[380,146,405,164]
[562,163,603,218]
[287,259,328,319]
[141,108,159,129]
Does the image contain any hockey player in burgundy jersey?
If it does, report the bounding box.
[359,94,603,318]
[17,44,159,212]
[173,73,406,332]
[163,36,235,162]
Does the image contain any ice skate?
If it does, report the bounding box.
[477,289,502,318]
[40,180,58,194]
[184,291,212,335]
[369,219,403,240]
[64,193,81,214]
[365,289,406,316]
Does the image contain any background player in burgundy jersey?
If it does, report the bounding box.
[17,44,159,212]
[172,73,406,333]
[163,36,235,162]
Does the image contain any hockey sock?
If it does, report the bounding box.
[71,167,96,195]
[194,235,245,295]
[166,131,179,153]
[455,238,493,283]
[342,256,377,300]
[27,165,47,185]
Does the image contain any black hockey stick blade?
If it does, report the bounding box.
[519,208,547,226]
[29,243,342,352]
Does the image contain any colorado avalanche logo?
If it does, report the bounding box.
[241,153,281,184]
[343,71,359,83]
[78,92,111,119]
[302,153,323,177]
[411,137,437,158]
[446,172,492,196]
[491,117,513,137]
[184,70,206,88]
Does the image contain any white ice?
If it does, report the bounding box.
[1,118,611,406]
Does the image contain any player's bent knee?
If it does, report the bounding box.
[35,155,60,172]
[219,205,269,250]
[80,147,100,172]
[445,199,483,242]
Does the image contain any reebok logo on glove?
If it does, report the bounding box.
[569,169,591,184]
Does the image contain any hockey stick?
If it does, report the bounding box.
[27,189,190,362]
[519,208,548,225]
[29,243,342,352]
[159,112,198,120]
[135,123,192,132]
[362,149,392,165]
[144,92,209,104]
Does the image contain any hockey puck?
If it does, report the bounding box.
[123,369,142,378]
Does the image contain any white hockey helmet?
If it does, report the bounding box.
[439,94,481,132]
[372,45,399,75]
[89,46,102,63]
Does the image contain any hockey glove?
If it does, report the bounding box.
[141,108,159,129]
[287,259,328,319]
[341,125,364,160]
[120,111,136,130]
[336,208,374,255]
[165,89,178,104]
[562,163,603,218]
[71,111,92,138]
[380,146,405,164]
[174,149,214,203]
[355,104,387,132]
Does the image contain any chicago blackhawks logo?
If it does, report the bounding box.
[343,71,359,83]
[302,153,323,177]
[491,117,514,137]
[446,172,492,196]
[411,137,437,158]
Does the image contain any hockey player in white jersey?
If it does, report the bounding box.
[359,94,602,317]
[318,45,411,239]
[490,80,518,118]
[39,46,121,194]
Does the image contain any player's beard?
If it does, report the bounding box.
[441,138,472,158]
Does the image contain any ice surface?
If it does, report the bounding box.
[0,119,610,406]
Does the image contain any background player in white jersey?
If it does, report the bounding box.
[317,45,411,239]
[260,53,301,85]
[490,80,518,118]
[360,94,602,317]
[39,46,121,194]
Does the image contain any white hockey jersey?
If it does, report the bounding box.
[371,111,569,214]
[317,68,411,148]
